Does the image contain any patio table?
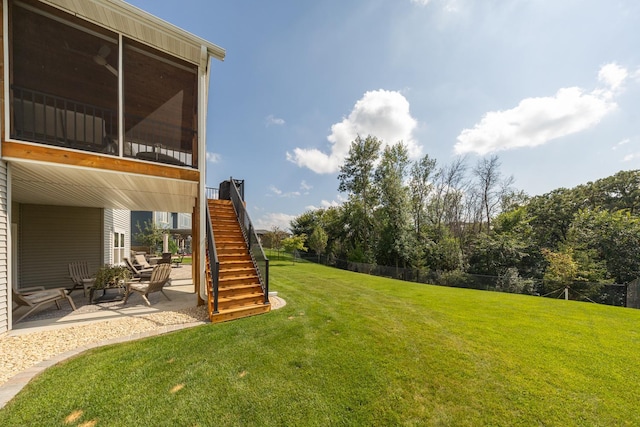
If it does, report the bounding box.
[89,280,126,304]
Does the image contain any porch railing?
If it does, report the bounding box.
[123,113,196,167]
[205,203,220,314]
[10,85,195,168]
[228,178,269,304]
[12,85,116,152]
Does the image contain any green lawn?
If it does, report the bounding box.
[2,258,640,426]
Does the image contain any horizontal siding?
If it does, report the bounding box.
[20,205,102,289]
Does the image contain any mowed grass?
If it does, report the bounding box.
[2,258,640,426]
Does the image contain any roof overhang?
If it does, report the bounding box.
[37,0,226,64]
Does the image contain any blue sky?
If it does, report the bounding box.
[129,0,640,231]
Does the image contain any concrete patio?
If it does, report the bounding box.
[10,265,199,335]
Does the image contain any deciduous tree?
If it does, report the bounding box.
[282,234,308,264]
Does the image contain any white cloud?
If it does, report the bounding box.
[269,185,282,196]
[612,138,630,150]
[305,194,346,211]
[206,152,221,163]
[410,0,460,12]
[265,114,285,126]
[305,201,339,211]
[598,63,628,91]
[321,199,341,208]
[455,64,626,155]
[287,89,420,174]
[268,185,301,198]
[300,180,313,191]
[254,212,296,232]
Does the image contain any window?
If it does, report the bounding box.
[178,213,191,229]
[154,211,170,228]
[113,232,125,264]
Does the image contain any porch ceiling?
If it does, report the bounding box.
[10,160,197,212]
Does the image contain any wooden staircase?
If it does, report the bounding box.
[207,199,270,323]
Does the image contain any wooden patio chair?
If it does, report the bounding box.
[134,254,153,269]
[12,286,76,323]
[68,261,95,296]
[122,263,172,306]
[124,257,153,279]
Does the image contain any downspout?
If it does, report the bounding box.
[197,45,210,302]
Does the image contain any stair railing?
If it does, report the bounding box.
[228,177,270,304]
[206,204,220,314]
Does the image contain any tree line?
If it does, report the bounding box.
[271,135,640,299]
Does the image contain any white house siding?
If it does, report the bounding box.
[103,209,130,265]
[0,162,9,334]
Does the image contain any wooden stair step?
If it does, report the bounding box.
[220,259,255,271]
[219,272,259,280]
[219,275,259,285]
[219,269,256,278]
[210,304,271,324]
[218,294,266,310]
[218,254,251,261]
[216,245,249,255]
[218,282,262,293]
[220,266,255,274]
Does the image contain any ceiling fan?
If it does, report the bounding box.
[63,42,117,77]
[92,45,118,77]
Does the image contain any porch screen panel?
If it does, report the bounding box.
[10,1,118,151]
[19,205,102,290]
[123,38,198,167]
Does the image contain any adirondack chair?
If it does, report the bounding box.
[124,257,153,279]
[122,263,172,306]
[13,286,76,323]
[68,261,95,296]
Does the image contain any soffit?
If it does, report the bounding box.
[38,0,226,64]
[10,160,198,212]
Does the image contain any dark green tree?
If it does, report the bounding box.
[567,208,640,283]
[374,142,415,267]
[409,154,437,235]
[337,135,382,262]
